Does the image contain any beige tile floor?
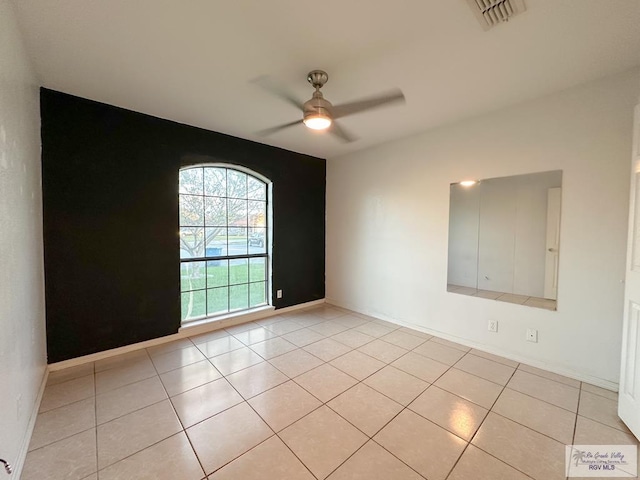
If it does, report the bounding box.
[24,305,637,480]
[447,284,557,311]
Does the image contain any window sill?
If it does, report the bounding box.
[178,305,276,334]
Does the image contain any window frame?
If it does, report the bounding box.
[178,163,272,324]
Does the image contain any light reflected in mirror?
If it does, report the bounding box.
[447,170,562,311]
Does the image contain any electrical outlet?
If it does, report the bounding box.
[276,289,283,299]
[488,320,498,333]
[526,328,538,343]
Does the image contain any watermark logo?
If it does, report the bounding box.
[566,445,638,477]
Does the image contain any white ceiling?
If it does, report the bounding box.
[11,0,640,159]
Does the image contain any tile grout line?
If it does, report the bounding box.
[334,434,429,480]
[222,329,428,478]
[127,337,592,477]
[441,364,518,479]
[201,363,321,480]
[41,310,619,480]
[198,310,346,478]
[93,360,98,479]
[573,413,634,436]
[42,370,95,389]
[243,414,320,480]
[368,402,452,480]
[94,346,222,476]
[566,382,584,479]
[322,375,440,480]
[492,384,577,415]
[579,386,619,401]
[301,337,446,479]
[254,319,397,378]
[27,388,99,454]
[515,364,582,389]
[283,371,429,479]
[148,347,208,479]
[574,384,631,435]
[237,310,364,479]
[195,431,281,478]
[460,442,538,480]
[471,367,585,478]
[464,349,519,366]
[99,431,190,475]
[196,313,406,376]
[36,369,178,456]
[443,365,541,480]
[483,410,572,448]
[22,311,408,476]
[93,351,196,475]
[272,332,489,428]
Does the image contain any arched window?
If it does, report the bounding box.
[179,165,270,323]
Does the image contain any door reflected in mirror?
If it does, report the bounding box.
[447,170,562,311]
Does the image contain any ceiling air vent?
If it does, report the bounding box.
[465,0,526,30]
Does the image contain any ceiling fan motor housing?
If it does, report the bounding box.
[303,91,333,123]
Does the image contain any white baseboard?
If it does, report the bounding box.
[13,367,48,479]
[325,298,618,392]
[178,305,276,337]
[49,299,326,371]
[272,298,326,314]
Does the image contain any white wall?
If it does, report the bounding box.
[0,0,46,473]
[327,68,640,386]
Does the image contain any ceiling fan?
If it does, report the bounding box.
[254,70,405,143]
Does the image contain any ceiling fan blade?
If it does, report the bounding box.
[256,119,303,137]
[251,75,305,111]
[329,120,357,143]
[332,88,405,119]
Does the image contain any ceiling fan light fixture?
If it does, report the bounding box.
[303,89,333,130]
[255,68,404,142]
[303,111,332,130]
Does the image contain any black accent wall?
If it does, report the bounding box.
[41,89,326,363]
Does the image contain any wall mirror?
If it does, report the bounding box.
[447,170,562,310]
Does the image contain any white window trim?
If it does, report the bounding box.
[179,163,273,324]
